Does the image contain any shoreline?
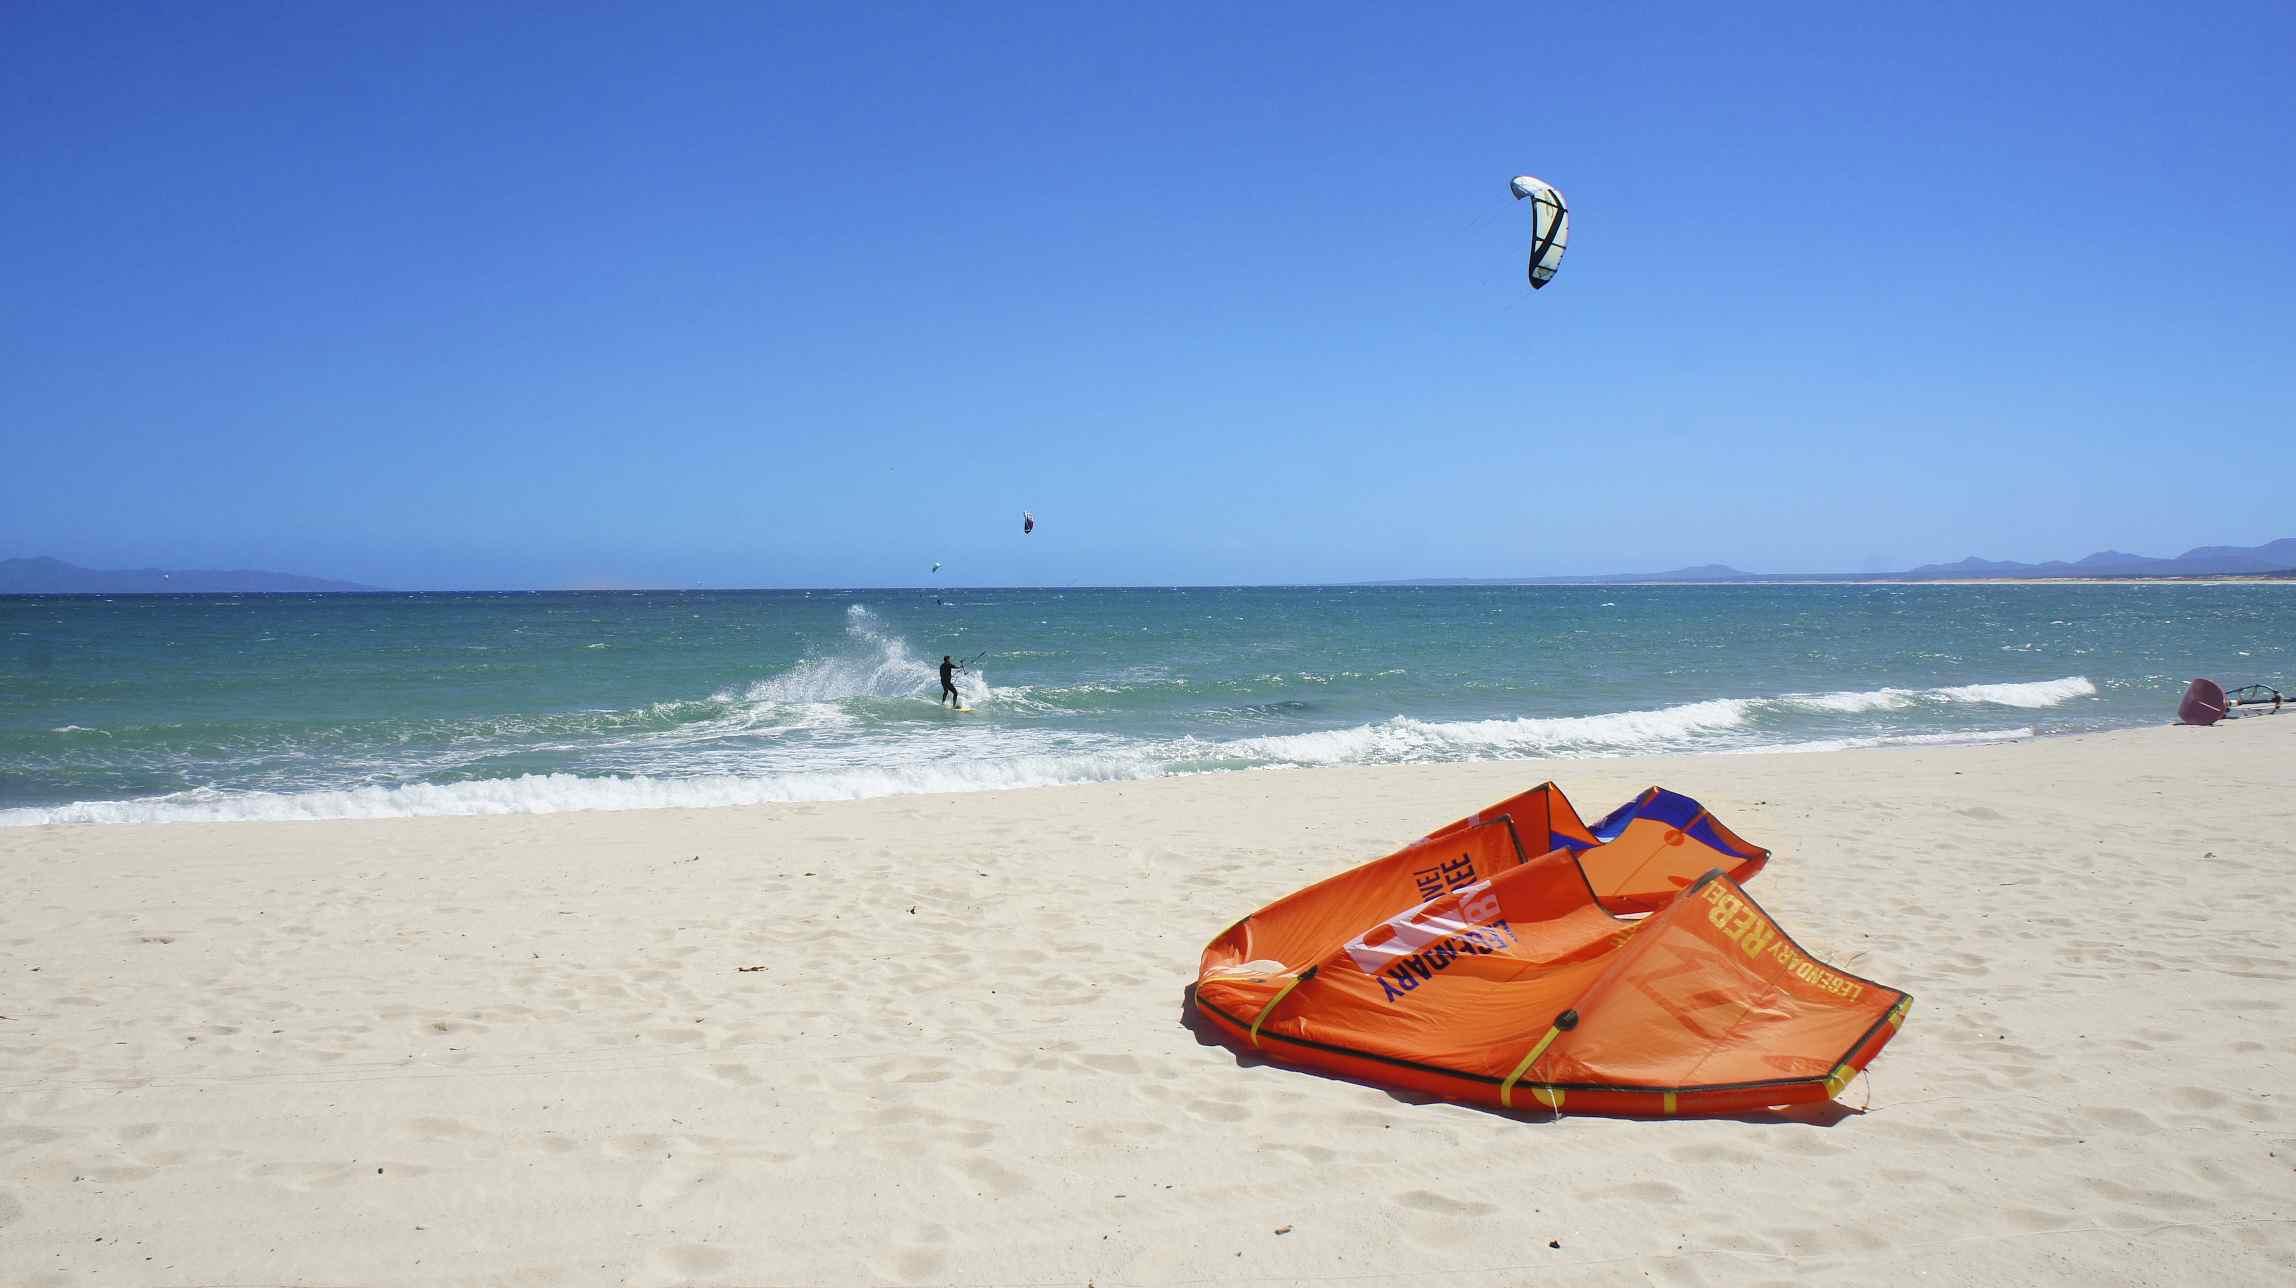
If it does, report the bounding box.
[0,712,2242,836]
[1,714,2096,829]
[6,719,2295,1282]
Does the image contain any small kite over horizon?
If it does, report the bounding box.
[1022,511,1036,535]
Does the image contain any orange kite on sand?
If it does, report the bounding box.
[1193,783,1909,1118]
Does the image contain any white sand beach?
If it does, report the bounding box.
[4,719,2293,1286]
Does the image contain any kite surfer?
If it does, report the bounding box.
[940,655,963,708]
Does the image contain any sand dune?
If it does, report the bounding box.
[4,719,2293,1284]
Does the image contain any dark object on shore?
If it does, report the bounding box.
[2179,678,2285,726]
[2181,679,2230,725]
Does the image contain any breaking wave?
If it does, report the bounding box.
[1217,699,1754,765]
[1773,676,2094,713]
[726,605,990,706]
[2,759,1162,825]
[0,670,2098,827]
[1930,676,2097,707]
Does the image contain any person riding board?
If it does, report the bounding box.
[940,655,963,708]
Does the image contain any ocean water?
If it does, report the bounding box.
[2,586,2289,825]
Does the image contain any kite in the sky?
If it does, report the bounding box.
[1022,511,1036,535]
[1511,175,1569,289]
[931,562,942,574]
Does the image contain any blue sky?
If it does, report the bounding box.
[4,1,2290,588]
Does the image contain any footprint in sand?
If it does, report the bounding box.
[1592,1180,1687,1202]
[603,1133,672,1157]
[874,1224,953,1282]
[1999,1204,2077,1232]
[1396,1189,1498,1216]
[1665,1141,1760,1167]
[2083,1176,2211,1211]
[650,1244,734,1280]
[249,1160,359,1191]
[950,1155,1029,1198]
[406,1117,484,1141]
[638,1156,722,1209]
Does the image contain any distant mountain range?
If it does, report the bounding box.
[9,539,2294,594]
[1378,538,2296,586]
[0,557,375,594]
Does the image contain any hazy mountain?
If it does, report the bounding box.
[1373,538,2296,586]
[0,557,375,594]
[1900,538,2296,579]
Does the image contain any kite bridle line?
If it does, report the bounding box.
[945,651,990,698]
[2227,683,2286,712]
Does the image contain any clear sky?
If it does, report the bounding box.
[4,1,2291,588]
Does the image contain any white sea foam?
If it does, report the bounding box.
[1217,698,1756,767]
[0,700,1739,824]
[724,605,990,707]
[1770,676,2093,713]
[1773,687,1920,714]
[1932,676,2097,707]
[0,757,1168,825]
[0,669,2102,827]
[1746,727,2037,755]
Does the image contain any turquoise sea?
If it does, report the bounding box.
[3,586,2289,824]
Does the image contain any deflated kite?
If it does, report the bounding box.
[1193,783,1908,1117]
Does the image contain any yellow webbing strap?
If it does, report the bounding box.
[1498,1023,1566,1109]
[1247,974,1308,1047]
[1885,997,1912,1030]
[1824,1063,1857,1098]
